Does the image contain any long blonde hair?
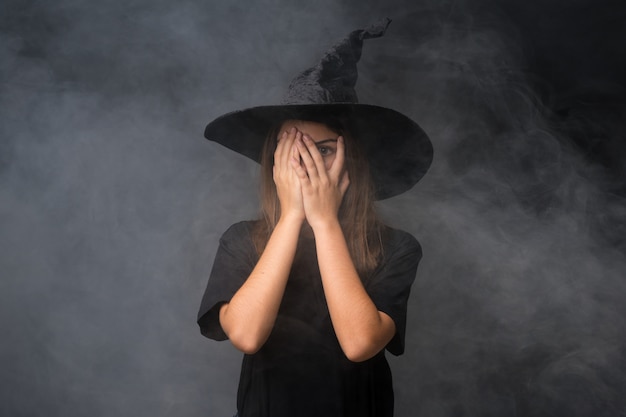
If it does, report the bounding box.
[251,116,384,278]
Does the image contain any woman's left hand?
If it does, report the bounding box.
[291,133,350,229]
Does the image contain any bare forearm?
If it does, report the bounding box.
[313,220,395,362]
[220,214,302,353]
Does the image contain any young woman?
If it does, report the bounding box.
[198,20,433,417]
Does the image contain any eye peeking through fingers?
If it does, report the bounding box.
[309,138,340,171]
[317,145,335,157]
[314,138,338,157]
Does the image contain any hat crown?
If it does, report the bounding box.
[281,18,391,105]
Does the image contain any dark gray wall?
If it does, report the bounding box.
[1,0,625,416]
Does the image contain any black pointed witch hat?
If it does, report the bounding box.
[204,19,433,200]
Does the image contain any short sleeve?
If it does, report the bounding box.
[366,228,422,356]
[197,221,258,341]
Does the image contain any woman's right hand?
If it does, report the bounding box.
[273,127,305,221]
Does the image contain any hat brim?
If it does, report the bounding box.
[204,104,433,200]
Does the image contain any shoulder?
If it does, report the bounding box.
[217,220,260,256]
[381,225,422,258]
[220,220,257,242]
[220,220,257,240]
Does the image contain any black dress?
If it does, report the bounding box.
[198,221,421,417]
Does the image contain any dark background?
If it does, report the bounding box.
[1,0,625,416]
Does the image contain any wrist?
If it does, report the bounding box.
[309,216,341,235]
[278,211,305,227]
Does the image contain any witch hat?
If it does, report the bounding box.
[204,18,433,200]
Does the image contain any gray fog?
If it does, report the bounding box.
[1,0,625,416]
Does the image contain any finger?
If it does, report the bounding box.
[274,129,292,167]
[291,138,304,169]
[290,140,303,178]
[290,155,311,184]
[276,127,297,168]
[283,128,301,168]
[291,138,299,160]
[274,130,288,159]
[302,134,327,176]
[295,135,319,179]
[329,135,345,179]
[277,129,288,143]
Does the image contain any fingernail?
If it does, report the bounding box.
[303,134,311,142]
